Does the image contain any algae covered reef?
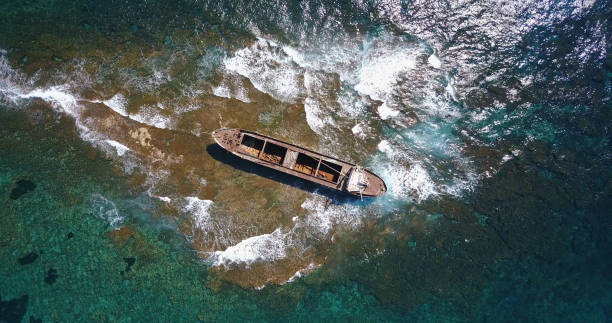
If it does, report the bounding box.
[1,0,611,321]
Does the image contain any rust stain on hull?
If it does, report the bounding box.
[212,128,387,198]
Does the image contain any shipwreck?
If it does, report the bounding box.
[212,128,387,198]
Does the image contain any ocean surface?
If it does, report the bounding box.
[1,0,610,321]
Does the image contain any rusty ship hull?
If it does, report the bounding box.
[212,128,387,198]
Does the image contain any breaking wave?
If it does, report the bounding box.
[91,194,124,229]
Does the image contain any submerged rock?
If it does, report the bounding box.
[0,295,28,323]
[17,252,38,265]
[107,226,136,247]
[44,268,58,285]
[121,257,136,275]
[9,179,36,200]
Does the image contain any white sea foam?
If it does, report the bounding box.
[19,86,79,116]
[92,93,172,129]
[351,122,368,139]
[299,194,361,235]
[13,85,149,173]
[91,194,124,229]
[303,97,336,134]
[212,75,251,103]
[119,60,172,94]
[210,228,289,268]
[281,37,363,82]
[303,98,325,133]
[128,105,173,129]
[335,88,369,119]
[284,263,320,284]
[445,77,457,101]
[155,196,172,203]
[101,93,128,116]
[3,84,141,167]
[501,149,522,164]
[15,85,114,158]
[392,163,437,201]
[222,36,423,135]
[212,84,231,99]
[105,139,130,156]
[206,192,362,270]
[233,85,250,103]
[419,95,461,120]
[354,46,418,102]
[224,38,304,102]
[0,54,31,104]
[375,134,477,202]
[377,102,400,120]
[183,197,214,231]
[377,140,394,155]
[176,104,200,114]
[428,54,442,68]
[302,71,338,133]
[281,46,307,68]
[376,140,438,201]
[5,83,121,161]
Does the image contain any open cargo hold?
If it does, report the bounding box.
[212,128,387,198]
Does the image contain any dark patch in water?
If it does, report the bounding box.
[0,295,28,323]
[66,232,74,239]
[44,268,57,285]
[10,179,36,200]
[29,316,42,323]
[121,257,136,276]
[17,252,38,265]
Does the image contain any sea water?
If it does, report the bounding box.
[0,0,610,321]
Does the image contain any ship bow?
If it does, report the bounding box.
[212,128,241,151]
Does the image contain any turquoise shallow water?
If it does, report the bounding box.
[1,0,611,321]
